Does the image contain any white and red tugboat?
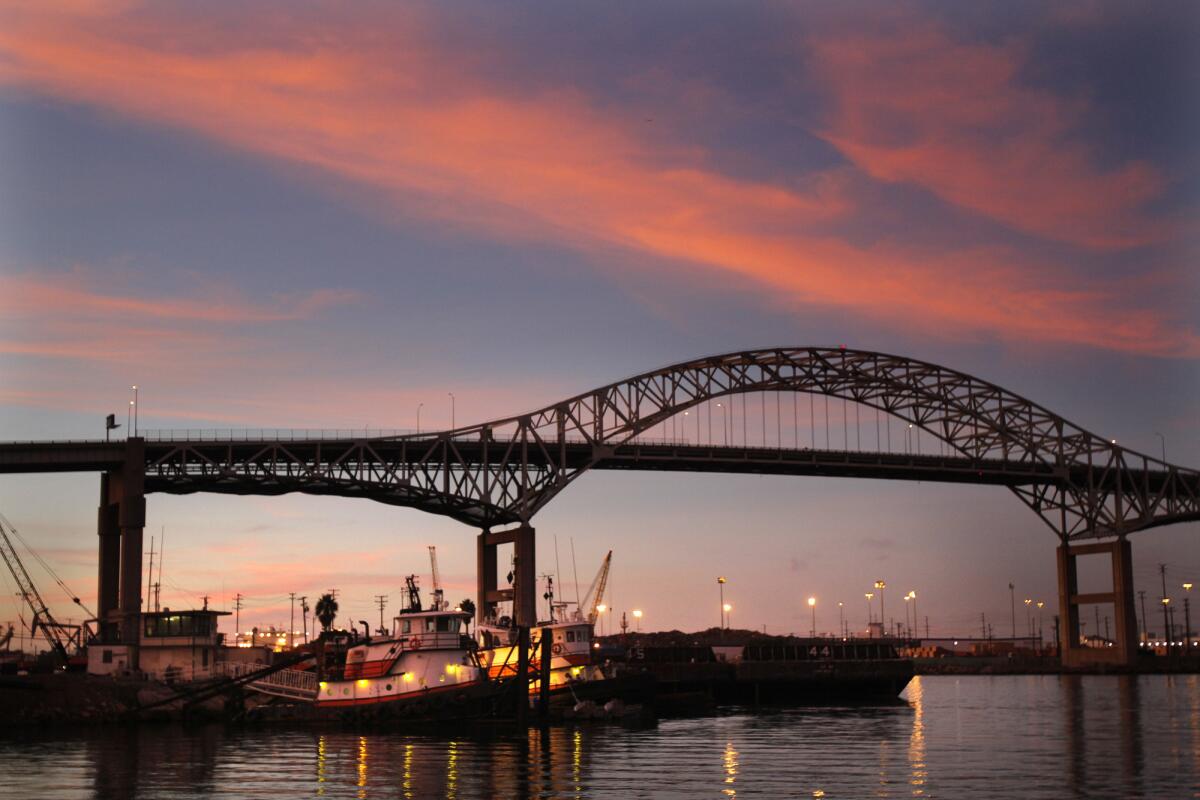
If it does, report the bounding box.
[310,576,510,723]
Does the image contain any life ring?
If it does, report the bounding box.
[409,636,421,650]
[551,642,563,655]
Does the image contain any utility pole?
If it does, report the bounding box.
[1160,563,1171,652]
[925,616,929,639]
[234,593,244,637]
[981,612,987,639]
[288,592,296,650]
[145,536,155,614]
[1009,582,1016,641]
[374,594,388,635]
[1138,590,1148,642]
[300,596,309,643]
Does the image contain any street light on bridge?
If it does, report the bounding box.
[807,596,816,637]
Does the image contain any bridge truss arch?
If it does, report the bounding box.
[145,347,1199,539]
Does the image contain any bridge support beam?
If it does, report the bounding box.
[477,524,536,628]
[1057,538,1138,668]
[96,440,145,667]
[96,473,121,641]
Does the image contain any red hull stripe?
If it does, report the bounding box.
[317,680,482,708]
[343,659,398,679]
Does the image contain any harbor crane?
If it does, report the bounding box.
[578,550,612,625]
[0,513,92,664]
[428,545,446,611]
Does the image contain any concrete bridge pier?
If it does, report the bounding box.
[1057,538,1138,668]
[477,524,536,628]
[95,439,145,666]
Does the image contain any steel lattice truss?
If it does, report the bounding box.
[145,348,1200,539]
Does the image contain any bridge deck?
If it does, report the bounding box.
[0,436,1077,487]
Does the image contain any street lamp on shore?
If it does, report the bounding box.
[865,592,874,637]
[874,581,886,635]
[596,603,607,636]
[723,603,732,630]
[632,608,643,632]
[807,596,816,637]
[717,576,727,629]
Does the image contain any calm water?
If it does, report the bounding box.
[2,675,1198,799]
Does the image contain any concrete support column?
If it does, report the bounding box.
[1057,538,1138,668]
[96,472,121,640]
[116,440,145,661]
[477,529,498,629]
[1057,543,1080,658]
[1111,538,1139,659]
[476,523,535,626]
[513,524,536,627]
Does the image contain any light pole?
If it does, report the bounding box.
[1037,601,1045,648]
[416,402,424,434]
[1184,583,1193,647]
[632,608,642,632]
[717,576,727,629]
[448,393,455,429]
[1024,598,1033,641]
[874,580,886,636]
[723,603,732,630]
[596,604,607,637]
[865,592,874,637]
[127,400,134,437]
[131,385,139,436]
[908,591,917,639]
[807,596,817,637]
[1154,432,1166,462]
[903,594,911,638]
[838,601,844,639]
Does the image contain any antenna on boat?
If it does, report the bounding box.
[403,574,422,613]
[570,537,582,617]
[540,573,556,623]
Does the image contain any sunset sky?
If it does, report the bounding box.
[0,1,1196,642]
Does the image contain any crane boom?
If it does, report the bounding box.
[0,514,83,663]
[579,550,612,625]
[428,545,445,611]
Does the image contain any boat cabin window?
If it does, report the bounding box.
[400,620,411,634]
[566,630,576,643]
[144,613,213,638]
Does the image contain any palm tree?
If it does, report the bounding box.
[315,593,338,632]
[458,598,476,635]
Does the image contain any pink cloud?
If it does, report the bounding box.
[0,4,1191,362]
[809,22,1168,250]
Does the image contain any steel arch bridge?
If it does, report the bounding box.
[117,347,1198,541]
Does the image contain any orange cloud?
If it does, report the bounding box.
[0,4,1192,360]
[809,22,1168,250]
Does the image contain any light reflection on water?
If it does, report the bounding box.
[0,675,1197,799]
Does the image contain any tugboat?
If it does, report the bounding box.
[310,575,511,722]
[477,552,654,716]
